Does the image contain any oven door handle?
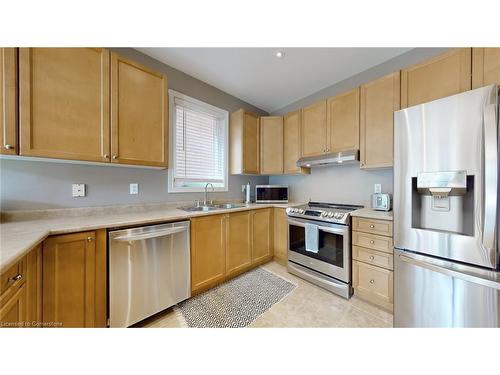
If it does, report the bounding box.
[287,219,307,228]
[317,225,348,236]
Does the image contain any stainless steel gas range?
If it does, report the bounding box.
[286,202,363,299]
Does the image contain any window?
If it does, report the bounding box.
[168,90,229,192]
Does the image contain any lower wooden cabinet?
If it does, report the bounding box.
[191,209,274,294]
[353,260,393,311]
[0,284,27,327]
[42,230,107,327]
[273,208,288,264]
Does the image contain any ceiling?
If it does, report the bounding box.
[137,48,412,113]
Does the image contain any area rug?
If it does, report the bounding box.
[176,267,296,328]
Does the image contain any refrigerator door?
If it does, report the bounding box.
[394,249,500,327]
[394,85,499,268]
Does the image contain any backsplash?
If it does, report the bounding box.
[269,164,393,207]
[0,159,268,211]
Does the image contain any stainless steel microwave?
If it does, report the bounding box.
[255,185,289,203]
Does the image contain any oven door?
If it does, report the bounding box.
[287,217,350,283]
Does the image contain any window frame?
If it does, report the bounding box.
[167,89,229,193]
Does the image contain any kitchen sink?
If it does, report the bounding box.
[178,203,245,212]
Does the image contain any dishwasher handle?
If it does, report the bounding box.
[112,226,188,242]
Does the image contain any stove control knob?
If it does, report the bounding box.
[320,211,326,217]
[298,209,305,214]
[286,208,291,214]
[328,212,334,218]
[336,213,343,219]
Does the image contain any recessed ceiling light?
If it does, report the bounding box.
[275,51,285,59]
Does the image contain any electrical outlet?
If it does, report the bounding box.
[374,184,382,194]
[129,183,139,195]
[72,184,86,197]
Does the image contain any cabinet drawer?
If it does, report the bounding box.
[352,231,393,254]
[353,246,393,270]
[1,259,26,299]
[352,217,392,236]
[353,260,393,311]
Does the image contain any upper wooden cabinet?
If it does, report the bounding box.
[327,88,360,153]
[360,72,400,169]
[300,100,327,157]
[284,110,305,174]
[0,48,18,156]
[230,109,260,174]
[110,53,168,167]
[19,48,111,162]
[401,48,471,108]
[472,48,500,88]
[43,230,107,328]
[260,116,283,175]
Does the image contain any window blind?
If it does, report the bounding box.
[173,98,226,184]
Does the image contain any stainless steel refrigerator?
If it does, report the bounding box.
[393,84,500,327]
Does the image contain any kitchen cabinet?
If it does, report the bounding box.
[190,214,227,294]
[0,257,27,327]
[260,116,283,175]
[230,109,260,174]
[283,110,309,174]
[300,100,327,157]
[0,48,18,156]
[226,211,253,277]
[273,207,288,264]
[252,208,273,264]
[25,245,42,324]
[401,48,471,108]
[360,72,400,169]
[110,53,168,167]
[472,48,500,88]
[19,48,111,162]
[352,216,394,311]
[327,88,360,153]
[43,230,107,328]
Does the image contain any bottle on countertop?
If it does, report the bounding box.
[245,182,251,204]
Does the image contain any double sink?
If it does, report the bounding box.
[178,203,246,212]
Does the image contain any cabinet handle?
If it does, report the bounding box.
[370,240,375,244]
[10,274,22,282]
[112,155,118,160]
[370,225,375,228]
[369,256,375,260]
[369,279,375,284]
[4,144,13,150]
[103,154,109,159]
[87,237,94,242]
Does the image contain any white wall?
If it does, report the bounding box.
[270,164,393,207]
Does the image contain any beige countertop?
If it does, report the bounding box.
[350,207,393,221]
[0,201,301,273]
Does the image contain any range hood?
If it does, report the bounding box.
[296,149,359,168]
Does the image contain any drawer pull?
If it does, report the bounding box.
[10,274,22,283]
[370,240,375,244]
[369,256,375,260]
[87,237,94,242]
[370,225,375,228]
[370,279,375,284]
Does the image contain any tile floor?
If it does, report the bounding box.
[138,261,393,328]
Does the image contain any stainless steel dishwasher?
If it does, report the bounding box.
[109,221,190,327]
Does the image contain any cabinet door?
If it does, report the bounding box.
[327,88,360,153]
[191,214,226,293]
[0,48,18,155]
[26,245,42,324]
[300,100,327,157]
[273,208,288,263]
[252,208,273,264]
[19,48,110,162]
[43,230,106,328]
[472,48,500,88]
[0,284,27,327]
[226,211,252,277]
[360,72,400,169]
[260,116,283,175]
[110,53,168,167]
[243,111,260,174]
[401,48,471,108]
[353,260,393,311]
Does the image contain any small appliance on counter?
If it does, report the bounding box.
[371,193,392,211]
[255,185,289,203]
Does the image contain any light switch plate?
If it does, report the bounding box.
[72,184,86,197]
[374,184,382,194]
[130,183,139,195]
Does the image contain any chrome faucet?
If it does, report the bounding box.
[204,183,214,205]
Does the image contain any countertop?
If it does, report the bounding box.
[0,201,301,273]
[350,207,393,221]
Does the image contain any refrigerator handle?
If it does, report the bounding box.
[398,253,500,290]
[483,103,497,252]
